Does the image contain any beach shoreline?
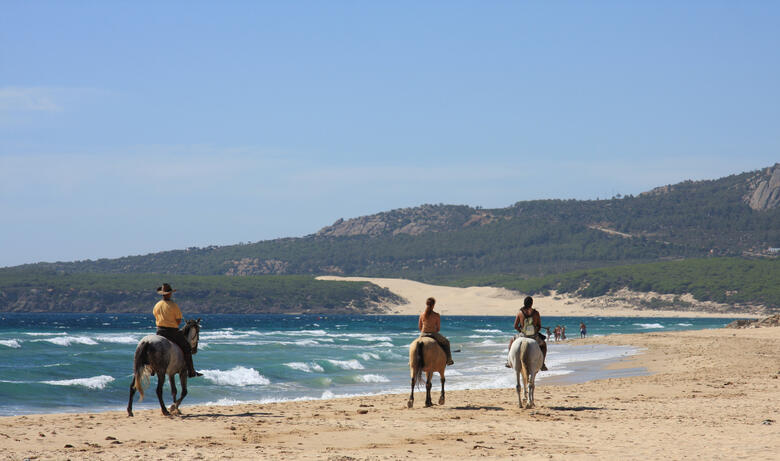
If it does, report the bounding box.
[2,326,778,460]
[318,275,762,318]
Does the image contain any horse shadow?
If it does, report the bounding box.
[182,411,280,419]
[452,405,506,411]
[546,406,605,412]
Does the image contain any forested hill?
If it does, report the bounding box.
[7,164,779,281]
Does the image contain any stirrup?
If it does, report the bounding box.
[446,359,454,366]
[505,361,512,368]
[189,370,203,378]
[541,364,548,371]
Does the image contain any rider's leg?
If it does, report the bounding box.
[157,328,201,377]
[432,333,454,365]
[425,333,454,365]
[539,339,548,371]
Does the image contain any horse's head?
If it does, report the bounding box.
[183,318,201,355]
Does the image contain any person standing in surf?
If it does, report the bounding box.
[418,297,455,366]
[506,296,548,370]
[153,283,202,378]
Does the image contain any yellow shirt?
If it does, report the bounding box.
[153,300,182,328]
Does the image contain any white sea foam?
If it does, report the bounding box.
[326,359,364,370]
[474,329,502,333]
[355,374,390,383]
[202,366,270,386]
[357,352,380,361]
[0,339,21,348]
[634,323,665,329]
[40,336,98,346]
[42,375,115,390]
[25,332,67,336]
[285,362,324,373]
[95,335,139,344]
[677,323,693,326]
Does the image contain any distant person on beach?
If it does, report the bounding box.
[554,325,561,342]
[418,297,454,365]
[153,283,202,377]
[506,296,548,370]
[561,326,567,340]
[580,322,587,338]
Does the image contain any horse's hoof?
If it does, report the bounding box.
[407,400,414,409]
[425,402,433,408]
[127,411,134,417]
[438,397,445,405]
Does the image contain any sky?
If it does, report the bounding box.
[1,1,778,267]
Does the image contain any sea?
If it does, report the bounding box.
[0,313,737,416]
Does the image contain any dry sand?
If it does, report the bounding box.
[318,276,759,318]
[2,326,778,460]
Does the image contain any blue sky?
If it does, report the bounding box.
[1,1,778,267]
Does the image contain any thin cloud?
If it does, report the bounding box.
[0,87,62,112]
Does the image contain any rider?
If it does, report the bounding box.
[153,283,202,378]
[418,297,454,366]
[506,296,548,371]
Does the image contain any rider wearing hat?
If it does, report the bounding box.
[153,283,202,378]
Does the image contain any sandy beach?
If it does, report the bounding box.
[318,276,761,318]
[2,325,778,460]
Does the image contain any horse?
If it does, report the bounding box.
[407,336,447,408]
[508,335,544,409]
[127,318,201,417]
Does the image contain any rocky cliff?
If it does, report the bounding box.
[744,163,780,211]
[316,204,499,237]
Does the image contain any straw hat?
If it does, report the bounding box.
[156,283,177,295]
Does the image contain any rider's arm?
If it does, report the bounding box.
[418,314,423,332]
[513,313,522,332]
[433,313,441,333]
[533,311,541,332]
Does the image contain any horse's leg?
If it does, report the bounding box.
[168,374,179,415]
[127,377,136,417]
[521,366,531,409]
[172,373,188,415]
[156,374,170,416]
[527,371,536,409]
[408,373,415,408]
[515,370,523,408]
[424,371,433,407]
[438,371,445,406]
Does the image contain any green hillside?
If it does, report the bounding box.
[2,165,778,313]
[16,166,779,280]
[0,269,403,314]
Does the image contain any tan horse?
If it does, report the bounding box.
[407,336,447,408]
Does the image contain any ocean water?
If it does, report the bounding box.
[0,313,736,416]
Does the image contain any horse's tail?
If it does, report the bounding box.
[518,340,530,382]
[412,340,425,388]
[133,341,152,402]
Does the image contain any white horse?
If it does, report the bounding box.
[507,336,544,409]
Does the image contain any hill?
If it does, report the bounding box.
[1,164,778,313]
[14,164,778,280]
[0,270,403,314]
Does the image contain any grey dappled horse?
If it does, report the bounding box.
[407,336,447,408]
[127,318,201,417]
[508,336,544,409]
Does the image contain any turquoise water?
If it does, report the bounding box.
[0,313,736,416]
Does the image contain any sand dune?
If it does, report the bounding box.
[318,276,755,318]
